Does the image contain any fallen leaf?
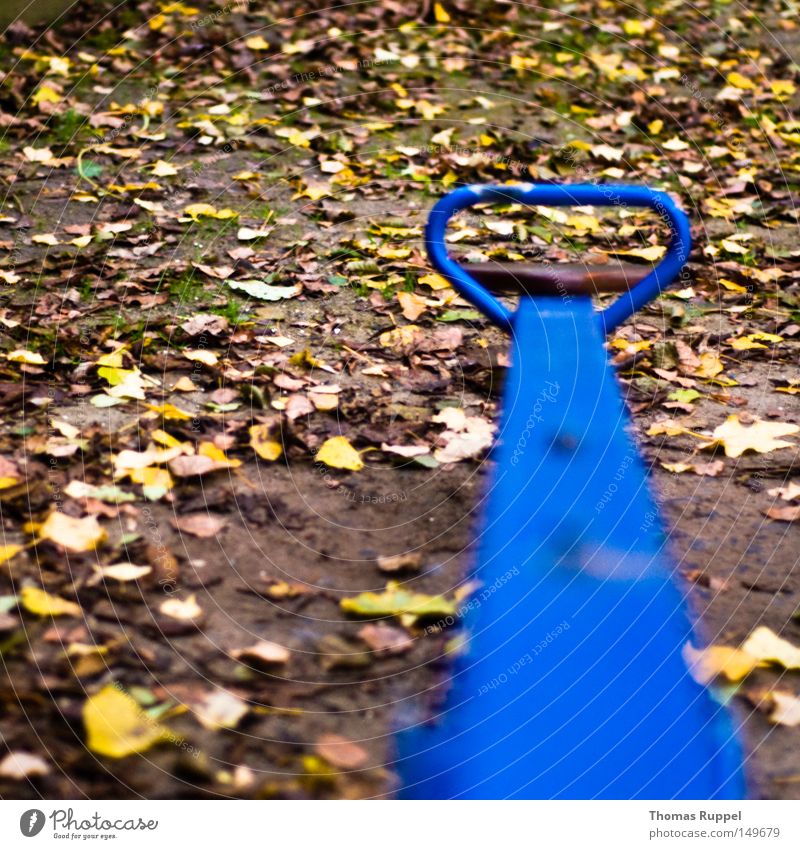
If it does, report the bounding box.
[160,594,204,622]
[700,416,798,458]
[683,643,758,684]
[232,640,290,666]
[768,691,800,727]
[358,623,414,655]
[21,586,81,618]
[316,436,364,471]
[84,685,172,758]
[0,751,50,780]
[0,544,23,564]
[314,734,368,769]
[764,505,800,522]
[341,581,455,622]
[377,552,423,573]
[768,481,800,502]
[171,514,226,538]
[189,689,249,731]
[741,626,800,670]
[97,564,152,582]
[7,349,46,365]
[249,424,283,461]
[227,280,300,300]
[38,511,106,552]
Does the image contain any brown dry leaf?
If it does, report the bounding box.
[763,505,800,522]
[169,443,240,477]
[358,623,414,655]
[397,291,427,321]
[232,640,290,666]
[172,514,226,538]
[701,416,799,458]
[314,733,368,769]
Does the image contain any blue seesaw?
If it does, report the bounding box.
[397,183,745,800]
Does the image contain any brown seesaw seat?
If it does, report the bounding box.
[464,261,650,296]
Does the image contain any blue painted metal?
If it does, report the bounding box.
[397,183,744,799]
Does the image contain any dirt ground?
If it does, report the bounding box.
[1,0,799,799]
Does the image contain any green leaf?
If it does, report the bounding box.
[77,160,103,180]
[438,309,482,322]
[667,388,701,404]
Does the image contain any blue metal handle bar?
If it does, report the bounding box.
[425,183,692,334]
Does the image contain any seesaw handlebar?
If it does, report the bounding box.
[424,183,692,334]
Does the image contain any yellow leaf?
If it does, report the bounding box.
[148,159,179,177]
[419,273,451,290]
[719,278,747,293]
[98,366,147,400]
[0,544,23,564]
[250,424,283,462]
[128,466,173,498]
[21,586,81,618]
[623,19,647,36]
[296,180,329,200]
[683,644,758,684]
[694,352,724,379]
[32,85,61,106]
[245,35,270,50]
[84,685,172,758]
[701,416,798,458]
[198,441,241,469]
[610,246,666,262]
[646,420,688,437]
[38,511,106,552]
[510,54,538,72]
[379,325,422,348]
[727,71,755,90]
[341,581,455,621]
[433,2,451,23]
[182,203,238,222]
[727,332,782,351]
[741,626,800,669]
[7,349,46,365]
[316,436,364,471]
[770,80,796,98]
[144,403,192,421]
[149,13,167,31]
